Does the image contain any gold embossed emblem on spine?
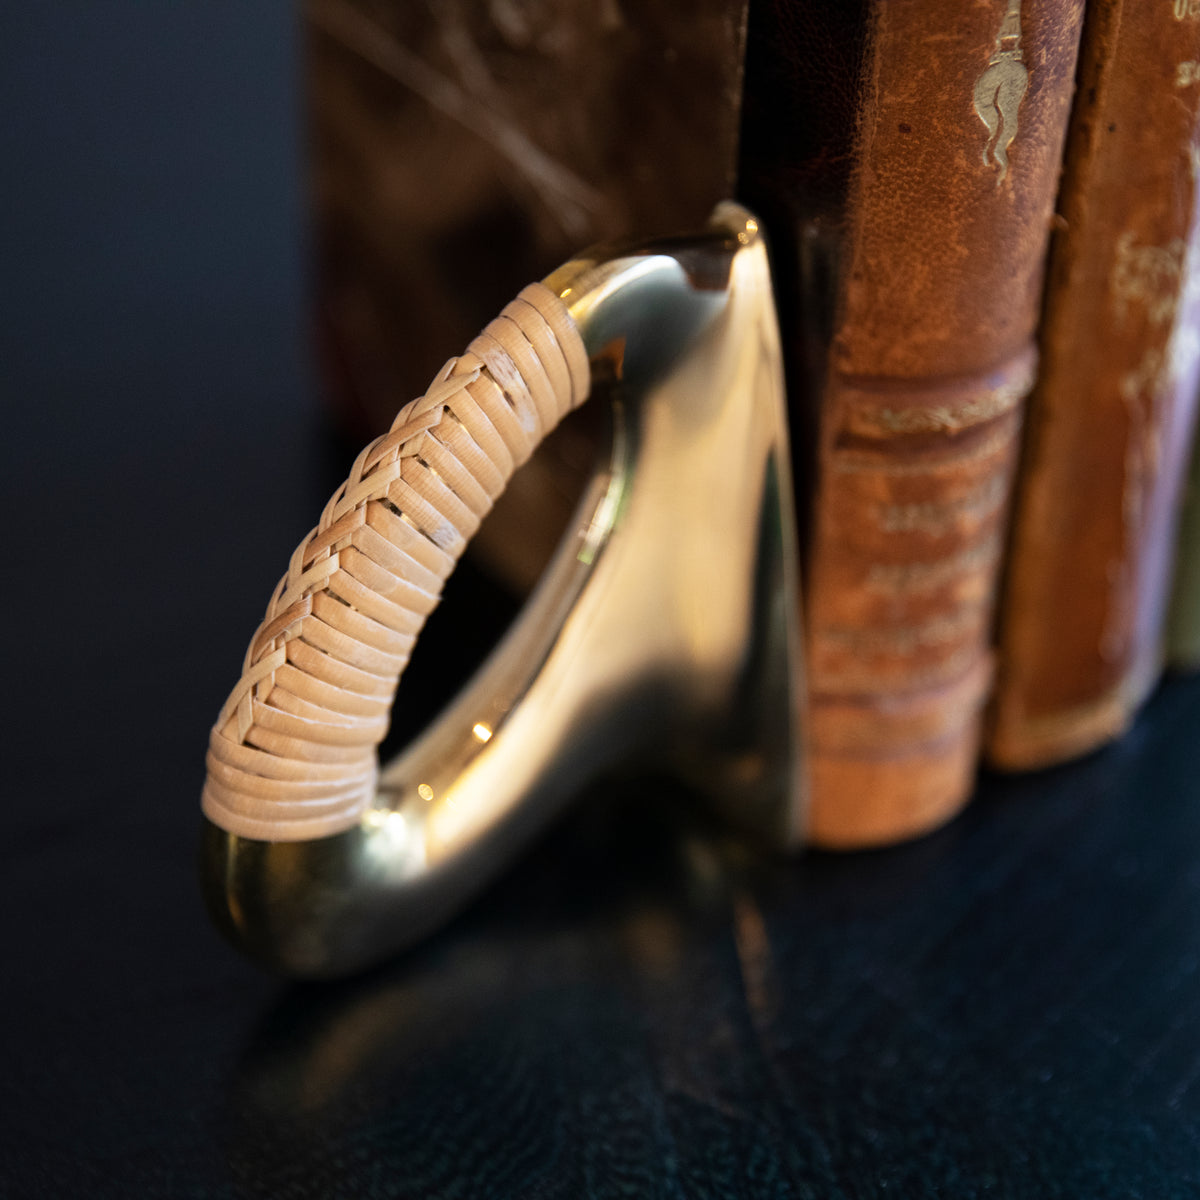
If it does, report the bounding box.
[974,0,1029,183]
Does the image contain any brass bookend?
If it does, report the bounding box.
[202,204,804,976]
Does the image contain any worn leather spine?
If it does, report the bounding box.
[741,0,1084,846]
[988,0,1200,769]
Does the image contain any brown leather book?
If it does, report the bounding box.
[308,0,748,430]
[988,0,1200,769]
[740,0,1085,846]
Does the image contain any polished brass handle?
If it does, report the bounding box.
[201,203,805,976]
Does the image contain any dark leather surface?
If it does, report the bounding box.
[311,0,749,436]
[4,5,1200,1196]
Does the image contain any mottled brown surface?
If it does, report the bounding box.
[309,0,749,434]
[747,0,1085,846]
[989,0,1200,769]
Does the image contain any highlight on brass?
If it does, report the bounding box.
[200,203,804,977]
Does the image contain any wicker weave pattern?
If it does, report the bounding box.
[203,283,590,840]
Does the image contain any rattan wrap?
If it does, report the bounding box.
[203,283,590,841]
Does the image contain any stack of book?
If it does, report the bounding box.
[742,0,1200,845]
[307,0,1200,848]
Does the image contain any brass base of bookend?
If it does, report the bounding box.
[201,204,805,977]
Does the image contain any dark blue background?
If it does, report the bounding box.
[3,5,1200,1196]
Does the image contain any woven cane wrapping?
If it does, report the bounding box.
[203,283,590,841]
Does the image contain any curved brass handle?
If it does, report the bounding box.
[201,203,806,976]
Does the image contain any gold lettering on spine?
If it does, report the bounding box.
[1177,61,1200,87]
[878,476,1009,536]
[974,0,1028,183]
[1111,233,1186,325]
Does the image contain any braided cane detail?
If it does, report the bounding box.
[203,283,590,841]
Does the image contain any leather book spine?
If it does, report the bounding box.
[988,0,1200,769]
[798,0,1085,845]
